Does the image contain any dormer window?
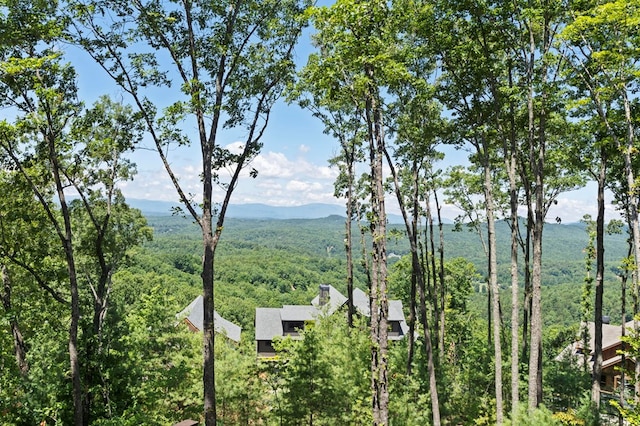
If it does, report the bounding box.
[283,320,305,335]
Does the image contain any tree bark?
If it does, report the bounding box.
[527,8,550,407]
[427,201,442,359]
[621,92,640,403]
[418,241,441,426]
[527,125,545,411]
[484,161,503,424]
[365,64,389,426]
[591,153,606,407]
[506,107,520,419]
[345,148,355,328]
[435,191,446,364]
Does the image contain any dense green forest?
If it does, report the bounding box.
[2,0,640,424]
[3,208,632,425]
[145,214,631,330]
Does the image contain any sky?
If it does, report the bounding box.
[67,15,620,225]
[113,92,618,224]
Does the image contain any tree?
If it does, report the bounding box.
[434,1,522,418]
[386,83,443,424]
[274,325,338,425]
[71,1,310,423]
[514,1,572,409]
[561,0,640,402]
[1,83,147,426]
[113,283,203,424]
[304,1,411,422]
[0,7,149,420]
[0,5,82,420]
[292,65,365,329]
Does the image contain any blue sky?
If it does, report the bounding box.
[67,15,617,225]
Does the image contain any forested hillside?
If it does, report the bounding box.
[143,214,630,332]
[1,210,631,424]
[2,0,639,424]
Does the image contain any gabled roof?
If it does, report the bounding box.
[255,305,322,342]
[390,300,409,331]
[351,288,406,328]
[575,320,637,354]
[177,295,242,342]
[557,319,639,366]
[255,285,409,345]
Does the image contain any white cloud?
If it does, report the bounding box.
[120,147,616,225]
[548,196,621,224]
[250,152,296,178]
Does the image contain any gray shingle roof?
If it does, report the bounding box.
[389,300,409,336]
[254,285,409,346]
[353,288,370,316]
[255,308,283,340]
[281,305,320,321]
[556,319,639,364]
[177,295,242,342]
[388,300,405,322]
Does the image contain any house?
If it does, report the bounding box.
[177,295,242,343]
[558,319,636,392]
[255,284,409,358]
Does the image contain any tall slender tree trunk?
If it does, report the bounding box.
[484,162,503,424]
[406,184,418,373]
[621,94,640,305]
[417,243,441,426]
[527,10,550,407]
[407,269,417,374]
[365,67,389,425]
[500,62,521,419]
[427,202,442,359]
[521,210,533,363]
[50,147,83,426]
[527,119,547,409]
[345,150,355,328]
[385,153,440,425]
[202,137,217,425]
[507,156,520,418]
[528,205,544,409]
[202,232,216,425]
[621,93,640,403]
[435,191,446,363]
[591,154,606,407]
[383,156,419,373]
[620,260,628,426]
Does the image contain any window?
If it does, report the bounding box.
[283,321,304,335]
[388,321,401,336]
[258,340,275,354]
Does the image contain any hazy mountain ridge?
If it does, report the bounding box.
[128,198,598,226]
[126,198,412,223]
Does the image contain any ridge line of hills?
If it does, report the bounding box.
[127,198,413,223]
[127,198,588,226]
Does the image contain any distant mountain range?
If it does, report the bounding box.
[126,199,411,223]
